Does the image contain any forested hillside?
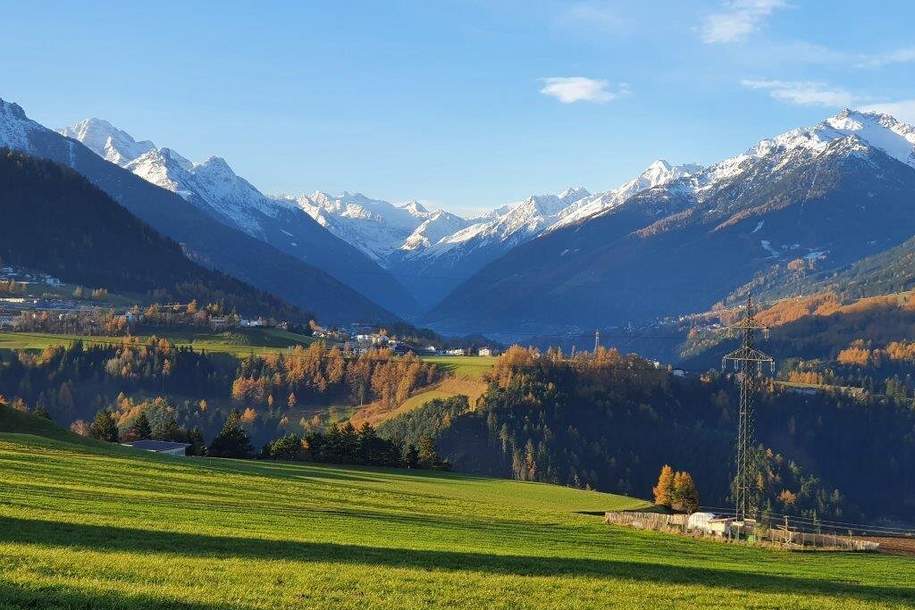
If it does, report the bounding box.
[0,338,442,448]
[0,149,304,321]
[380,347,915,522]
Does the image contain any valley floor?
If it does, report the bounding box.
[0,431,913,609]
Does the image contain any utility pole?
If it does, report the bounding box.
[721,294,774,523]
[594,329,600,354]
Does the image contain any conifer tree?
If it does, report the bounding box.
[130,412,152,440]
[89,410,119,443]
[208,409,254,458]
[187,427,207,456]
[652,464,675,508]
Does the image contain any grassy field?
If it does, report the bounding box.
[350,377,488,427]
[421,355,496,380]
[0,327,315,357]
[1,412,913,609]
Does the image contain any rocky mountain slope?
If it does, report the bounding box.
[59,118,416,317]
[425,110,915,336]
[0,98,399,324]
[0,148,304,320]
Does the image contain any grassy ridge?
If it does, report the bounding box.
[0,424,912,609]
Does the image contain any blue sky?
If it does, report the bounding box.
[3,1,914,215]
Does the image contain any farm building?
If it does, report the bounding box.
[686,512,735,536]
[478,347,499,357]
[122,440,190,457]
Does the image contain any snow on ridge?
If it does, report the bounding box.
[59,118,155,167]
[0,99,40,152]
[60,117,297,236]
[697,109,915,192]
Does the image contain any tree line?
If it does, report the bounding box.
[379,346,915,522]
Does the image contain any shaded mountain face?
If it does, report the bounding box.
[0,149,304,321]
[0,99,398,325]
[425,110,915,337]
[289,164,700,309]
[59,118,417,318]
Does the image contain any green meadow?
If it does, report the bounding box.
[420,355,496,379]
[0,409,913,609]
[0,327,315,358]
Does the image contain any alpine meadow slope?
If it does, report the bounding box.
[1,417,913,609]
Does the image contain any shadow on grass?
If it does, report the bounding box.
[2,516,912,605]
[0,580,251,610]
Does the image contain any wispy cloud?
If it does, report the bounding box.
[858,100,915,124]
[741,79,857,107]
[855,47,915,68]
[558,2,627,33]
[700,0,787,44]
[741,78,915,124]
[539,77,630,104]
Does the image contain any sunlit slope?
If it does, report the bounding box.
[0,429,912,609]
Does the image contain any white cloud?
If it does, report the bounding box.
[741,79,856,107]
[857,100,915,124]
[559,2,627,33]
[701,0,787,44]
[855,47,915,68]
[539,77,629,104]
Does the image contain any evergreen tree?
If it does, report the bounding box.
[152,413,182,441]
[130,412,152,440]
[208,409,254,458]
[187,426,207,456]
[418,435,442,468]
[89,410,119,443]
[403,444,420,468]
[264,433,303,461]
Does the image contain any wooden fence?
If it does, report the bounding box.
[604,511,688,531]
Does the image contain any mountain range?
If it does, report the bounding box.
[3,96,913,344]
[58,118,416,317]
[0,99,401,325]
[52,110,709,312]
[426,110,915,336]
[0,148,302,321]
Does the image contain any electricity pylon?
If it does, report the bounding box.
[721,294,774,522]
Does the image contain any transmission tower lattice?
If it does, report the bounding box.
[721,294,775,522]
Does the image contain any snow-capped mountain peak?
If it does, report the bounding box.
[549,160,703,230]
[401,200,429,216]
[59,118,155,167]
[695,109,915,194]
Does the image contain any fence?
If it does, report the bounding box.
[604,511,688,531]
[604,510,884,552]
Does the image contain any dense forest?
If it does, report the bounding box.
[0,339,440,447]
[0,148,306,321]
[379,347,915,522]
